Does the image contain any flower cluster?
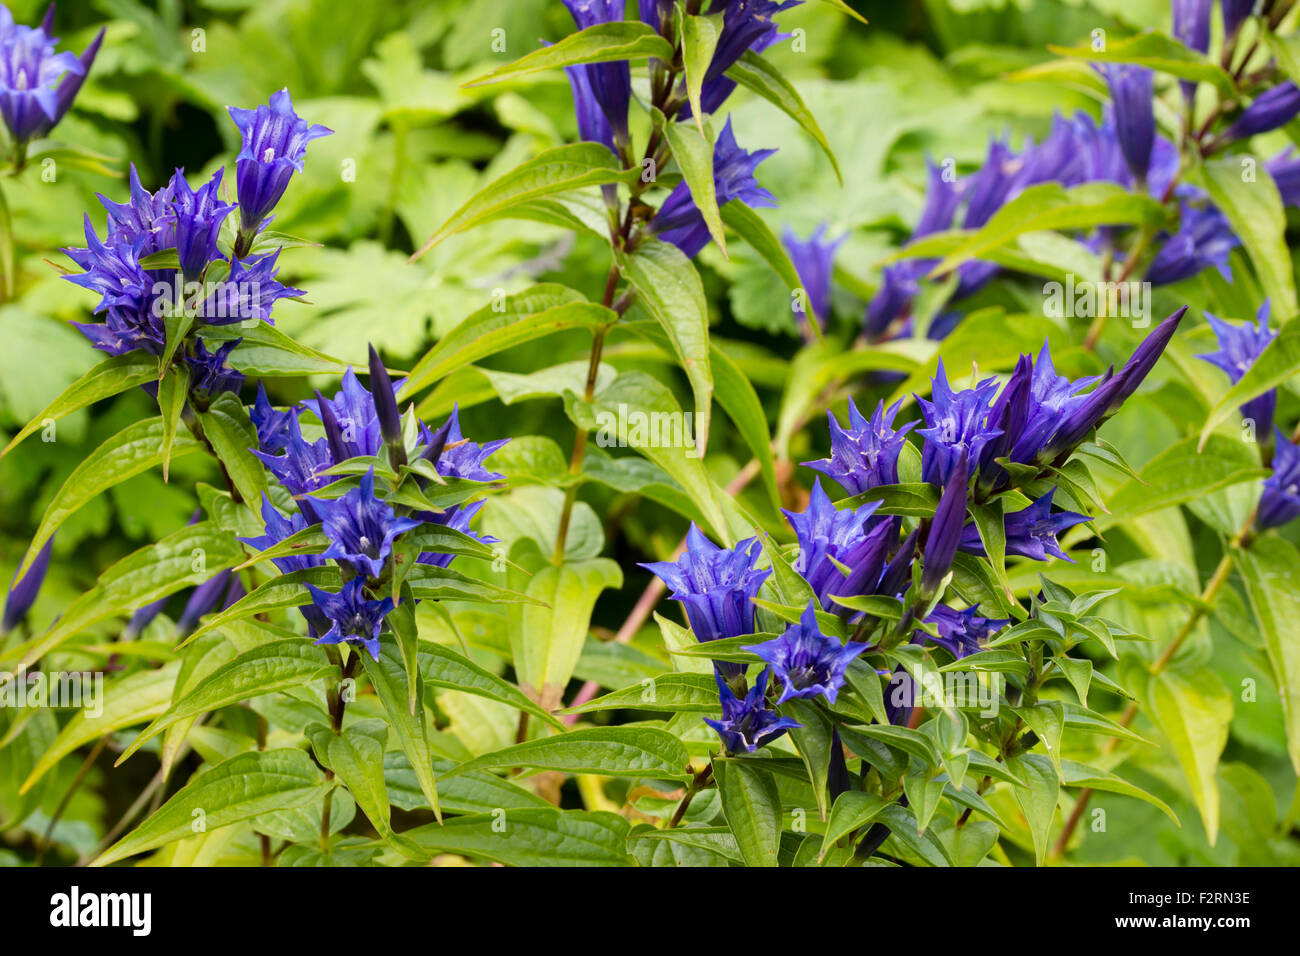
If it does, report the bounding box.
[645,309,1184,755]
[0,3,102,153]
[61,91,329,393]
[241,347,506,659]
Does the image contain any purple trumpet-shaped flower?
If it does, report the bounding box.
[562,59,615,153]
[1198,300,1277,435]
[1098,64,1155,184]
[704,668,801,755]
[1173,0,1212,103]
[1267,148,1300,207]
[640,524,770,644]
[305,578,394,661]
[745,601,867,704]
[1003,342,1105,469]
[0,9,84,145]
[308,468,420,578]
[302,366,395,461]
[916,360,1002,486]
[1223,0,1256,36]
[920,453,969,598]
[561,1,630,148]
[368,344,404,460]
[254,415,335,498]
[187,338,244,399]
[2,536,53,634]
[425,405,509,482]
[1044,306,1188,460]
[976,352,1033,486]
[169,167,234,282]
[239,494,327,574]
[679,0,800,119]
[650,117,776,258]
[783,480,894,614]
[197,250,303,326]
[1225,82,1300,141]
[639,0,674,34]
[227,89,332,235]
[1258,429,1300,530]
[918,604,1008,659]
[961,488,1090,562]
[251,384,297,453]
[175,568,233,636]
[63,218,166,356]
[783,223,845,330]
[1146,201,1238,286]
[804,398,916,495]
[878,528,918,600]
[96,164,177,253]
[123,595,170,640]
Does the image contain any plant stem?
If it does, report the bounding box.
[1050,508,1256,859]
[37,735,109,865]
[666,764,713,828]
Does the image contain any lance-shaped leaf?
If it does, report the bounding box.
[680,13,720,135]
[1,352,157,458]
[725,51,841,183]
[559,672,720,715]
[1147,667,1232,845]
[177,567,337,647]
[419,641,564,731]
[92,749,326,867]
[403,807,633,866]
[198,392,268,506]
[1048,31,1235,96]
[363,642,441,822]
[1236,537,1300,775]
[463,22,673,88]
[658,110,727,256]
[440,726,690,780]
[713,758,782,867]
[205,321,353,377]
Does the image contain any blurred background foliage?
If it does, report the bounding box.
[1,0,1296,866]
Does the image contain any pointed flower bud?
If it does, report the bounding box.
[2,536,53,634]
[1225,81,1300,142]
[1098,64,1155,184]
[368,344,405,465]
[920,453,969,598]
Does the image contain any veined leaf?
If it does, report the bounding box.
[726,50,841,183]
[198,392,267,506]
[559,672,720,715]
[1048,30,1235,95]
[1236,537,1300,775]
[363,644,441,821]
[1147,667,1232,844]
[463,22,673,88]
[680,13,721,135]
[419,641,564,731]
[441,726,690,780]
[713,758,782,867]
[404,807,632,866]
[659,112,727,255]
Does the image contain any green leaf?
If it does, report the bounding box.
[725,51,841,183]
[1200,318,1300,448]
[177,567,336,647]
[92,749,326,867]
[400,285,611,397]
[206,321,353,377]
[1236,537,1300,775]
[1007,752,1058,867]
[783,698,835,819]
[507,558,622,706]
[713,758,782,867]
[312,719,421,858]
[419,641,564,731]
[615,240,713,455]
[1193,159,1298,318]
[1048,29,1234,94]
[412,144,639,256]
[821,791,888,853]
[198,392,267,506]
[1,352,158,458]
[405,807,632,866]
[117,639,335,764]
[15,416,203,579]
[157,364,189,482]
[659,113,727,256]
[1147,667,1232,844]
[1059,759,1178,824]
[680,13,721,135]
[1097,434,1267,530]
[20,664,180,795]
[442,726,690,780]
[463,21,673,88]
[559,672,719,715]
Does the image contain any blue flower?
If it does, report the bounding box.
[1267,148,1300,207]
[745,601,867,704]
[169,167,234,282]
[251,384,297,453]
[254,416,335,498]
[916,360,1002,486]
[427,405,509,482]
[1145,201,1238,286]
[1098,64,1155,184]
[308,468,420,578]
[96,164,178,255]
[1198,300,1277,435]
[783,480,894,613]
[63,220,165,356]
[921,452,968,597]
[640,524,770,644]
[1258,429,1300,530]
[305,578,395,661]
[186,338,244,399]
[1225,81,1300,141]
[961,488,1089,562]
[1222,0,1255,36]
[1005,343,1105,467]
[175,568,233,637]
[0,9,89,146]
[919,604,1007,659]
[651,117,775,258]
[2,535,52,635]
[562,1,631,148]
[562,58,615,153]
[227,89,332,235]
[782,223,845,330]
[1173,0,1212,101]
[804,398,915,496]
[638,0,674,34]
[240,494,326,574]
[198,249,302,326]
[678,0,800,119]
[302,366,394,461]
[704,668,801,755]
